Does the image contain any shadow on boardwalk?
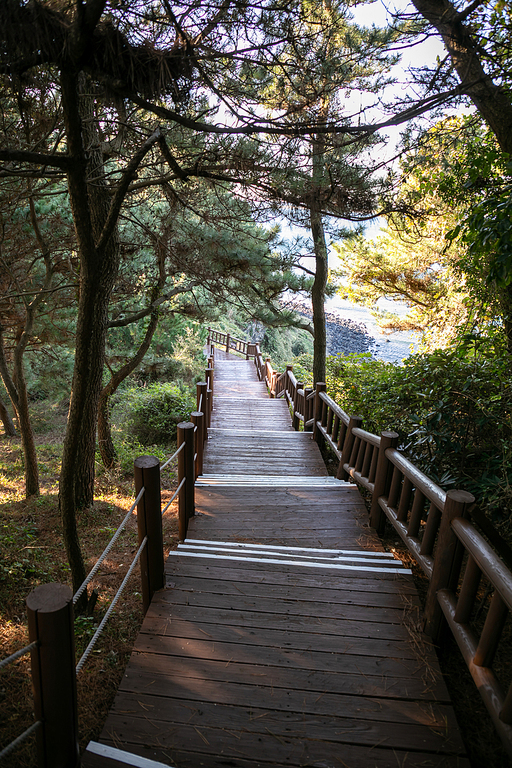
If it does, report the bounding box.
[83,351,469,768]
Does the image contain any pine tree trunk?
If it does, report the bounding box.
[0,329,39,496]
[310,204,328,385]
[0,393,17,437]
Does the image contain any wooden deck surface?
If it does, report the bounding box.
[83,349,469,768]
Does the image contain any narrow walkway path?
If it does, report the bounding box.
[84,350,468,768]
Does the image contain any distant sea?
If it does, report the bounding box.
[324,295,419,364]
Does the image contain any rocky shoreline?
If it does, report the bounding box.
[293,304,376,357]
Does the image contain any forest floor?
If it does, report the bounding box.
[1,407,510,768]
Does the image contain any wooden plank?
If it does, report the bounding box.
[98,709,469,766]
[146,600,430,643]
[120,651,450,701]
[132,634,431,681]
[101,699,465,753]
[137,617,421,659]
[155,575,419,609]
[163,561,418,593]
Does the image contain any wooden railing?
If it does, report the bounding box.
[212,332,512,759]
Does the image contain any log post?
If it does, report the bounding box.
[196,381,207,415]
[205,366,213,397]
[27,583,79,768]
[369,431,399,532]
[293,381,304,431]
[191,410,204,477]
[134,456,164,614]
[177,422,195,541]
[313,382,326,447]
[225,333,230,354]
[207,327,211,350]
[423,489,475,642]
[304,387,314,431]
[337,415,363,481]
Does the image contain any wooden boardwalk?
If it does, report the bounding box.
[84,351,469,768]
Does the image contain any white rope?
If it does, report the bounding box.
[0,721,41,760]
[73,486,145,605]
[0,641,38,670]
[161,441,184,471]
[76,536,148,674]
[161,477,185,515]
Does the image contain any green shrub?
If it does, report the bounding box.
[121,383,196,446]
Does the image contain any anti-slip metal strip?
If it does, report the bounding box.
[170,549,410,575]
[179,542,399,567]
[184,538,397,558]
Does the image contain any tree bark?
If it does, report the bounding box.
[411,0,512,156]
[0,329,40,497]
[0,393,16,436]
[310,129,329,386]
[310,204,328,385]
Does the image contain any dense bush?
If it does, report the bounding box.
[292,348,512,533]
[120,382,196,446]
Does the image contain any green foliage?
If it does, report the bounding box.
[119,383,196,447]
[292,347,512,530]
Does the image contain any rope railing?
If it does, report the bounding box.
[161,476,186,515]
[161,440,185,471]
[73,486,145,605]
[0,720,41,762]
[76,536,148,674]
[0,642,42,761]
[0,640,38,671]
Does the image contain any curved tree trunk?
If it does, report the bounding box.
[98,310,159,468]
[0,394,16,436]
[58,69,161,596]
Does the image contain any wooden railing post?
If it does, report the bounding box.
[225,333,230,353]
[337,415,363,481]
[265,358,273,395]
[177,422,195,541]
[304,387,314,431]
[134,456,164,614]
[293,381,303,431]
[205,366,213,397]
[191,410,204,477]
[423,489,475,642]
[369,431,399,533]
[27,583,79,768]
[313,382,326,447]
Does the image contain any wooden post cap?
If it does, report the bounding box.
[134,455,160,469]
[26,583,72,613]
[177,421,195,429]
[445,489,475,505]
